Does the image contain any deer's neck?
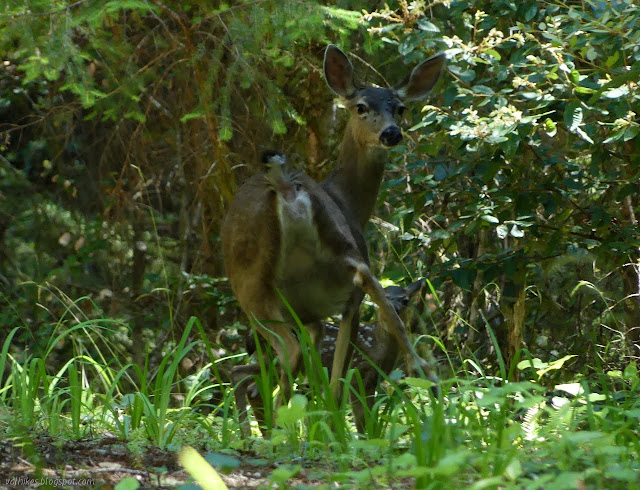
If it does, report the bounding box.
[326,119,388,232]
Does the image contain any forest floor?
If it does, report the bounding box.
[0,435,303,489]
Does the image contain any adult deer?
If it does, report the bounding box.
[222,45,445,410]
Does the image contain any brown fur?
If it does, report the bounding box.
[223,45,445,435]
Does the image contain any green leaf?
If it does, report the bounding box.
[276,394,307,427]
[481,215,499,224]
[603,127,626,144]
[417,18,440,32]
[403,377,436,389]
[606,51,620,67]
[605,468,640,482]
[399,36,420,56]
[219,125,233,141]
[623,126,639,141]
[575,126,594,144]
[524,4,538,22]
[570,70,580,84]
[270,465,301,485]
[564,101,582,131]
[180,110,205,124]
[448,65,476,82]
[484,49,501,60]
[623,362,638,383]
[544,118,557,136]
[504,458,522,480]
[603,85,629,99]
[204,452,241,471]
[536,355,577,377]
[573,86,595,94]
[510,225,525,238]
[114,478,140,490]
[472,85,494,95]
[517,358,547,371]
[588,68,640,103]
[387,424,410,441]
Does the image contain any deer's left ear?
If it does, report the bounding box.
[324,44,357,99]
[395,53,446,101]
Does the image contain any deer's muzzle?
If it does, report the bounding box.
[379,126,402,147]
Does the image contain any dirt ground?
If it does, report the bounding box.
[0,435,325,489]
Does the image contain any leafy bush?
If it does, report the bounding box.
[368,0,640,373]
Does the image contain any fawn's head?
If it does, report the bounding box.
[324,45,445,149]
[384,278,426,315]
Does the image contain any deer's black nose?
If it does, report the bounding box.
[379,126,402,147]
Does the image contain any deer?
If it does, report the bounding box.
[233,277,426,437]
[222,45,445,428]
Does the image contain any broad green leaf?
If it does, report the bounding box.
[403,377,436,389]
[204,452,241,471]
[114,478,140,490]
[472,85,494,95]
[417,19,440,32]
[603,85,629,99]
[524,4,538,22]
[481,215,499,224]
[270,465,301,485]
[510,225,524,238]
[276,394,307,427]
[484,49,501,60]
[575,126,594,144]
[564,101,582,131]
[504,457,522,480]
[448,65,476,82]
[623,361,638,382]
[517,358,548,371]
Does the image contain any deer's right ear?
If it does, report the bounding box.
[395,53,446,101]
[324,45,356,99]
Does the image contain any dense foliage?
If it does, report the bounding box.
[1,0,639,487]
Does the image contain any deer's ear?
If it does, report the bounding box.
[395,53,446,101]
[324,45,357,99]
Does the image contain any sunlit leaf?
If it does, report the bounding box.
[417,19,439,32]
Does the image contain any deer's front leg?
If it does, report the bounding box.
[347,258,439,384]
[231,363,262,437]
[329,290,363,401]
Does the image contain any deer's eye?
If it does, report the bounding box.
[397,105,406,117]
[356,103,368,115]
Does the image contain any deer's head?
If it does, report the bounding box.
[324,45,445,149]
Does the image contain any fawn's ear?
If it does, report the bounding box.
[395,53,446,101]
[324,45,357,99]
[406,278,426,297]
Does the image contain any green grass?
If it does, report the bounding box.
[1,299,639,489]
